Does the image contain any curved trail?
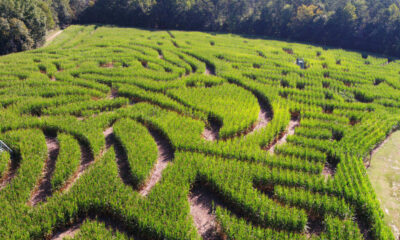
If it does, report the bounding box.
[0,151,19,191]
[202,119,221,141]
[45,30,63,46]
[189,185,223,240]
[51,217,137,240]
[202,97,271,141]
[29,132,60,206]
[322,162,336,179]
[140,129,174,196]
[51,223,81,240]
[267,119,300,155]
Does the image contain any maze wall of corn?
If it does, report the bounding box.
[0,25,399,240]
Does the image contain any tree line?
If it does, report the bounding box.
[0,0,87,54]
[1,0,400,58]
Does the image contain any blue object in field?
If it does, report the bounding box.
[0,140,12,153]
[296,58,305,69]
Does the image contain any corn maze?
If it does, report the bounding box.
[0,25,399,239]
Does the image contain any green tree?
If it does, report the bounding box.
[0,17,34,54]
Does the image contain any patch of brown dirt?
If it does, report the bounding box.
[0,152,20,191]
[189,185,223,240]
[46,30,63,44]
[100,62,114,68]
[158,50,164,59]
[355,214,373,240]
[252,108,270,132]
[140,129,174,196]
[322,162,336,180]
[29,132,60,206]
[267,120,300,155]
[51,223,81,240]
[246,98,271,135]
[202,126,220,141]
[306,215,324,237]
[50,216,138,240]
[204,63,215,76]
[107,88,118,100]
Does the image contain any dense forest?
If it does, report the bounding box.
[1,0,400,57]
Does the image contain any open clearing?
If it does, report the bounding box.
[0,25,399,239]
[368,131,400,239]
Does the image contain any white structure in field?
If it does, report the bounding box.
[0,140,12,153]
[296,58,305,69]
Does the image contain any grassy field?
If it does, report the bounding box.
[368,131,400,239]
[0,25,399,239]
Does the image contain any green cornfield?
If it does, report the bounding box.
[0,25,398,240]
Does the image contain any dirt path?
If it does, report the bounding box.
[107,88,118,100]
[0,152,19,191]
[140,129,174,196]
[267,120,300,155]
[202,97,271,141]
[51,217,138,240]
[306,215,324,238]
[246,98,271,136]
[45,30,63,45]
[252,107,270,132]
[158,50,164,60]
[202,122,220,141]
[29,133,60,206]
[189,186,223,240]
[204,63,215,76]
[51,223,82,240]
[322,162,336,179]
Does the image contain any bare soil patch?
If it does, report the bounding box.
[45,30,63,45]
[29,132,60,206]
[107,88,118,100]
[140,129,174,196]
[51,223,82,240]
[202,126,220,141]
[189,185,223,240]
[204,63,216,76]
[100,62,114,68]
[267,120,300,155]
[306,215,324,237]
[202,117,221,141]
[158,50,164,59]
[322,162,336,179]
[0,152,20,191]
[50,216,138,240]
[246,98,271,135]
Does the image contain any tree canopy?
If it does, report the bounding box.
[1,0,400,57]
